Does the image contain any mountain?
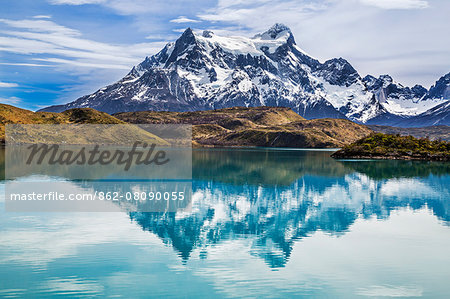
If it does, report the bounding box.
[39,24,449,126]
[114,106,373,148]
[363,73,450,126]
[368,125,450,141]
[402,101,450,127]
[0,104,372,147]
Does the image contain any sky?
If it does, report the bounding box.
[0,0,449,111]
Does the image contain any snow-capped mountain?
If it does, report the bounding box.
[397,100,450,127]
[362,73,450,126]
[40,24,450,126]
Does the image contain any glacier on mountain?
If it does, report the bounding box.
[40,24,449,127]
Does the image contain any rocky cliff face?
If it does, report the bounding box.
[40,24,449,127]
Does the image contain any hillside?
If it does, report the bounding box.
[1,104,373,147]
[0,104,124,141]
[332,133,450,161]
[0,103,124,124]
[115,106,373,148]
[0,104,167,145]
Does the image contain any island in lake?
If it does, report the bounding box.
[332,133,450,161]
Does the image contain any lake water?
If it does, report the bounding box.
[0,148,449,298]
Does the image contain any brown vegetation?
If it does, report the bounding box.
[115,106,373,148]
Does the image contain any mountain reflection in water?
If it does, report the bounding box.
[1,147,450,298]
[128,149,450,268]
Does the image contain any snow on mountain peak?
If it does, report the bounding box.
[39,25,450,127]
[361,73,448,118]
[202,30,214,38]
[426,72,450,100]
[186,24,296,58]
[379,74,394,87]
[257,23,292,39]
[252,23,295,49]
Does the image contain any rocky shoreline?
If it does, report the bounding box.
[331,152,449,162]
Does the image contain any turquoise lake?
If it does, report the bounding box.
[0,148,449,298]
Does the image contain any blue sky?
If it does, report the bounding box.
[0,0,449,111]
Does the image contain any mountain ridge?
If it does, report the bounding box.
[39,24,450,127]
[1,104,372,147]
[113,106,373,148]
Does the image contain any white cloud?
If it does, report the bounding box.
[48,0,106,5]
[0,17,172,107]
[172,28,188,33]
[0,96,22,105]
[0,62,53,67]
[360,0,429,9]
[0,18,165,71]
[0,81,19,88]
[6,0,447,91]
[49,0,217,17]
[170,16,201,23]
[32,15,52,19]
[198,0,327,31]
[0,18,80,35]
[145,34,178,41]
[33,57,131,70]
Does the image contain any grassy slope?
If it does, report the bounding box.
[0,104,125,125]
[1,104,373,147]
[115,106,373,148]
[0,104,167,145]
[332,133,450,161]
